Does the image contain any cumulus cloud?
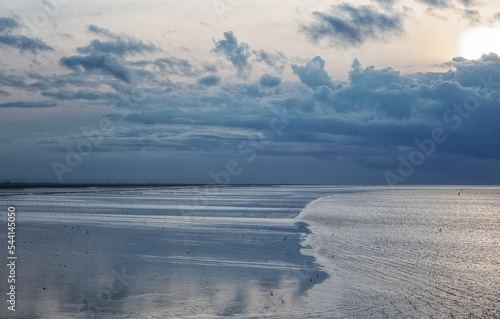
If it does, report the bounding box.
[212,31,252,78]
[444,53,500,88]
[0,17,53,54]
[87,24,118,38]
[253,50,287,71]
[0,70,26,87]
[57,25,164,83]
[0,17,18,32]
[118,50,500,172]
[0,34,53,54]
[60,54,132,82]
[301,4,404,47]
[291,56,335,89]
[259,74,281,87]
[78,25,158,57]
[154,58,199,76]
[77,38,156,56]
[199,75,220,86]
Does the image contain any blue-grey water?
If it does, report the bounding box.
[298,186,499,318]
[0,186,498,318]
[0,186,335,318]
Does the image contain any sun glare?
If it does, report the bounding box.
[459,27,500,60]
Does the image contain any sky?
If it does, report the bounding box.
[1,0,500,185]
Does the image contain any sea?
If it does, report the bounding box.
[0,185,498,318]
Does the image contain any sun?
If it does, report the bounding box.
[459,27,500,60]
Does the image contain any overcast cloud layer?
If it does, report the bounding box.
[1,0,499,185]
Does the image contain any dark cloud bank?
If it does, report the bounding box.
[1,22,500,185]
[0,17,52,53]
[300,3,405,47]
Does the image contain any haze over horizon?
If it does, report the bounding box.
[1,0,500,185]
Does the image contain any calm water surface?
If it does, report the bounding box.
[299,186,499,318]
[0,186,498,318]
